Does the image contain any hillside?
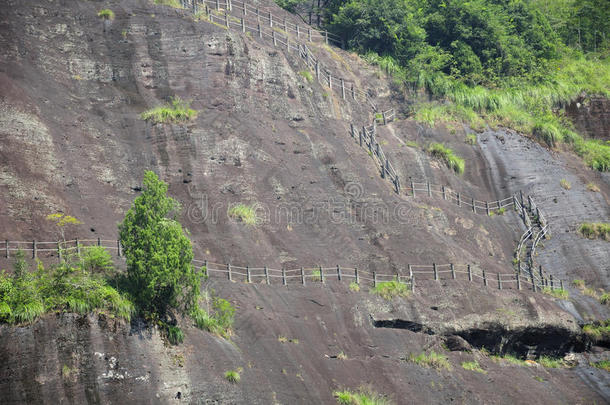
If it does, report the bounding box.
[0,0,608,403]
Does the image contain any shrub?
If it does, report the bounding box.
[224,369,240,383]
[600,293,610,306]
[119,171,200,319]
[227,204,259,226]
[333,386,392,405]
[591,360,610,372]
[541,287,569,300]
[583,321,610,343]
[572,279,586,288]
[408,351,451,370]
[465,134,477,145]
[299,70,313,83]
[371,280,409,300]
[166,325,184,345]
[140,96,197,124]
[579,222,610,241]
[560,179,571,190]
[191,296,235,339]
[428,142,465,174]
[586,183,600,192]
[461,361,486,374]
[349,281,360,292]
[97,9,115,20]
[311,269,322,282]
[496,207,506,215]
[80,246,114,277]
[337,351,348,360]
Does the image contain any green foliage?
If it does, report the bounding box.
[370,280,409,300]
[600,293,610,306]
[97,9,115,20]
[461,361,486,374]
[572,279,585,288]
[538,356,565,368]
[465,134,477,145]
[560,179,572,190]
[541,287,569,299]
[333,386,392,405]
[0,252,133,325]
[583,320,610,343]
[166,325,184,345]
[491,353,528,366]
[80,246,114,277]
[191,294,235,339]
[311,269,322,282]
[227,204,259,226]
[408,351,451,370]
[154,0,183,8]
[140,96,197,124]
[349,281,360,292]
[579,222,610,241]
[428,142,465,175]
[119,171,200,319]
[224,369,241,383]
[299,70,313,83]
[591,360,610,372]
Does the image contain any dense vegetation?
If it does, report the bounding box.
[277,0,610,171]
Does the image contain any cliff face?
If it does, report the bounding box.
[0,0,609,403]
[567,96,610,140]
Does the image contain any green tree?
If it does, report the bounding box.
[119,171,200,318]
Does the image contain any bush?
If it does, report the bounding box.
[579,222,610,241]
[224,369,240,383]
[541,287,569,300]
[333,386,392,405]
[428,142,465,174]
[80,246,114,277]
[227,204,259,226]
[299,70,313,83]
[560,179,571,190]
[583,321,610,343]
[349,281,360,292]
[461,361,486,374]
[97,9,115,20]
[166,325,184,345]
[572,279,586,288]
[465,134,477,145]
[140,96,197,124]
[191,296,235,339]
[408,351,451,370]
[371,280,409,300]
[600,293,610,306]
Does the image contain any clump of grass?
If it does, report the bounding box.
[370,280,409,301]
[541,287,569,299]
[140,96,197,124]
[337,351,348,360]
[404,140,419,148]
[591,360,610,372]
[579,222,610,241]
[333,386,392,405]
[491,354,528,366]
[572,279,586,288]
[461,360,486,374]
[428,142,465,174]
[496,207,506,215]
[166,325,184,345]
[299,70,313,83]
[538,356,565,368]
[191,296,235,339]
[600,293,610,306]
[582,321,610,344]
[227,204,259,226]
[560,179,571,190]
[586,183,600,192]
[311,269,322,282]
[349,281,360,292]
[278,335,288,343]
[154,0,183,8]
[224,369,240,383]
[465,134,477,145]
[408,351,451,370]
[97,9,115,20]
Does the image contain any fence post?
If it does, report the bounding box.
[58,241,62,262]
[359,128,363,147]
[328,74,332,89]
[216,0,220,10]
[539,265,543,282]
[5,240,8,258]
[427,182,432,197]
[467,264,472,281]
[530,267,536,292]
[241,17,245,32]
[301,267,305,285]
[97,237,101,246]
[483,270,487,287]
[411,180,416,197]
[246,266,251,283]
[258,23,262,38]
[282,268,287,286]
[32,240,36,259]
[408,264,413,279]
[382,111,387,125]
[451,264,455,280]
[315,61,320,81]
[341,79,345,99]
[75,238,80,255]
[550,274,554,289]
[410,275,415,292]
[497,273,502,290]
[350,123,355,138]
[472,198,476,213]
[283,17,286,32]
[442,186,446,200]
[433,263,438,281]
[560,279,564,291]
[269,12,272,27]
[319,265,325,283]
[396,272,400,283]
[355,267,359,284]
[117,240,122,257]
[394,176,400,194]
[228,0,232,11]
[286,37,290,51]
[325,30,329,44]
[308,28,312,42]
[265,266,270,284]
[486,201,490,216]
[225,11,229,27]
[517,273,521,290]
[528,195,533,211]
[373,271,377,287]
[228,264,232,281]
[351,84,355,100]
[296,25,300,39]
[337,265,341,281]
[272,30,277,46]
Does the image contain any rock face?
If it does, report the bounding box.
[566,97,610,140]
[0,0,609,403]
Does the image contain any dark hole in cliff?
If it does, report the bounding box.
[372,319,434,335]
[455,324,588,358]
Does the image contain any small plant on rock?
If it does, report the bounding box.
[333,386,392,405]
[461,360,486,373]
[371,280,409,300]
[591,360,610,372]
[586,183,600,192]
[349,281,360,292]
[299,70,313,83]
[428,142,465,175]
[408,351,451,370]
[140,96,197,124]
[541,287,569,299]
[97,9,115,20]
[228,204,259,226]
[560,179,571,190]
[224,369,241,383]
[465,134,477,145]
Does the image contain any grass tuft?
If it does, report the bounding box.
[591,360,610,372]
[141,96,197,124]
[408,351,451,370]
[349,281,360,292]
[461,360,486,373]
[370,280,409,301]
[538,356,565,368]
[465,134,477,145]
[227,204,258,226]
[166,325,184,345]
[224,369,240,383]
[541,287,569,299]
[560,179,571,190]
[579,222,610,241]
[97,9,115,20]
[333,386,392,405]
[428,142,465,174]
[582,321,610,343]
[586,183,600,192]
[299,70,313,83]
[154,0,183,8]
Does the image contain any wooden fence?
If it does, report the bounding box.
[1,237,564,293]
